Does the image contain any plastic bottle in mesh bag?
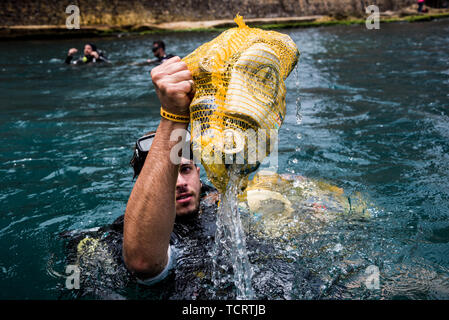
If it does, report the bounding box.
[183,15,299,192]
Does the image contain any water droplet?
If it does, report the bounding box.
[295,97,302,125]
[332,243,344,252]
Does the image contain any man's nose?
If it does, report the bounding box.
[176,174,188,187]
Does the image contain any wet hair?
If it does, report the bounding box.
[86,43,97,52]
[153,40,165,51]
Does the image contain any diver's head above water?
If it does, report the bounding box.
[152,40,166,59]
[84,43,97,57]
[130,130,202,218]
[65,42,106,65]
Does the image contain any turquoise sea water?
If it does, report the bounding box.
[1,19,449,299]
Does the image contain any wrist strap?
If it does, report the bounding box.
[160,107,190,123]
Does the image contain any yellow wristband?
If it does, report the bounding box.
[160,107,190,123]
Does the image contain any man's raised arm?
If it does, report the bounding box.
[123,56,193,279]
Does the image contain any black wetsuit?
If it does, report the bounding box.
[59,184,322,300]
[159,54,174,63]
[148,54,175,66]
[65,53,109,65]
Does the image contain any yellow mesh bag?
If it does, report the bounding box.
[183,15,300,192]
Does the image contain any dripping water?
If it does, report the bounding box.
[294,65,302,126]
[211,167,255,300]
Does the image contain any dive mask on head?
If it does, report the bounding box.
[130,131,193,179]
[130,132,156,179]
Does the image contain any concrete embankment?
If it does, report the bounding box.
[1,0,448,39]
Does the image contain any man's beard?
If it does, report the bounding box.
[175,197,200,220]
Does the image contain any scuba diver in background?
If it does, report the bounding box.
[146,40,175,65]
[65,43,110,65]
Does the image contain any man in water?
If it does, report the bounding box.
[65,43,109,65]
[146,40,175,65]
[123,56,202,282]
[60,57,223,298]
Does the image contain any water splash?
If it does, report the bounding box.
[294,65,302,125]
[212,167,255,299]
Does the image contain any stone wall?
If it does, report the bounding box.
[0,0,417,26]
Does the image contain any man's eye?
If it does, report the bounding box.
[180,166,192,174]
